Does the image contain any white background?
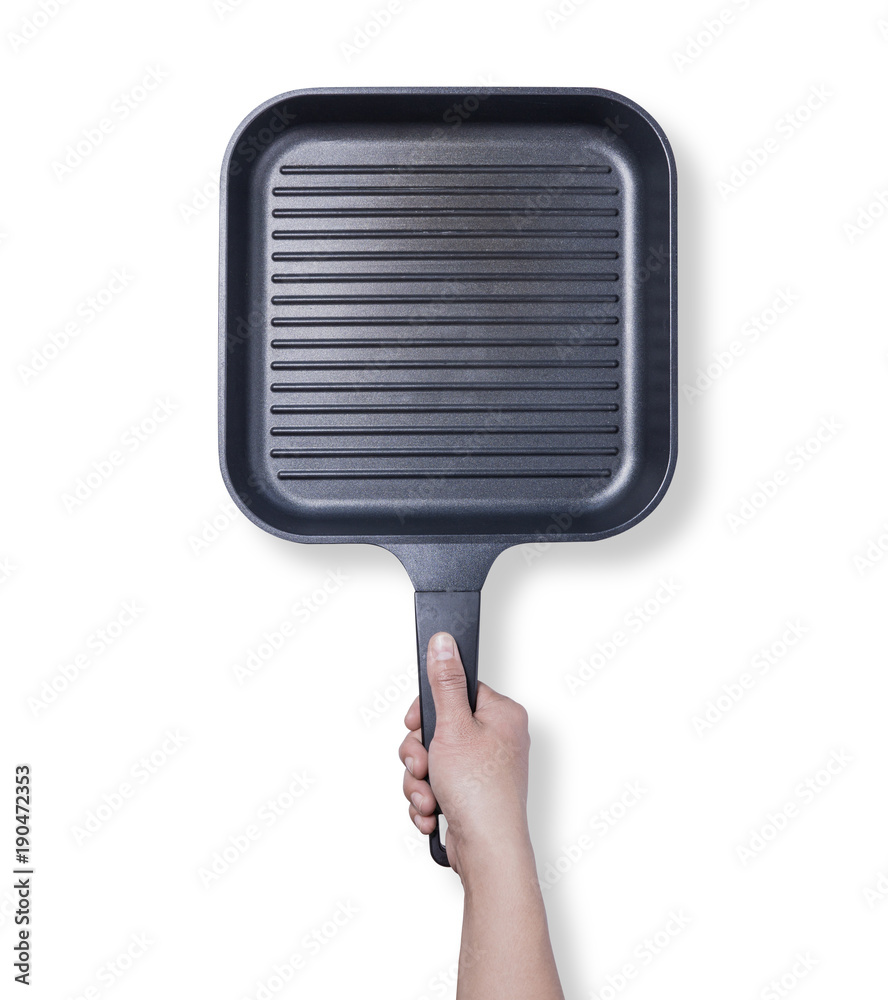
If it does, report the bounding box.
[2,1,887,998]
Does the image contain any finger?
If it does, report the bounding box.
[426,632,472,730]
[398,734,428,778]
[404,696,420,732]
[409,804,437,835]
[403,771,437,815]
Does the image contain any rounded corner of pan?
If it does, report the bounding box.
[591,89,677,169]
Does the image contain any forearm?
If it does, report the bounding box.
[456,838,564,1000]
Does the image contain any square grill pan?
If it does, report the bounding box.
[219,87,677,866]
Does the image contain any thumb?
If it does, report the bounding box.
[427,632,472,730]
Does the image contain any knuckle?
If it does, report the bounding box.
[432,664,467,690]
[505,699,529,728]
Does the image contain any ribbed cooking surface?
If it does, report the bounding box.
[262,131,627,507]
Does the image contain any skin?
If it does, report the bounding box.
[399,631,564,1000]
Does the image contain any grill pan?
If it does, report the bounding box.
[219,87,677,866]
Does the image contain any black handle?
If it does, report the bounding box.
[414,590,481,867]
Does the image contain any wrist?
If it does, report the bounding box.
[456,830,538,892]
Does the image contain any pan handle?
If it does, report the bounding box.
[413,590,481,868]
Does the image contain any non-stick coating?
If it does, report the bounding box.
[220,88,676,551]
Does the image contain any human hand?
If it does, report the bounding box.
[398,631,533,878]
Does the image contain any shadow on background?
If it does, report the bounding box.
[504,131,707,994]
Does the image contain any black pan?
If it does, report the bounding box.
[219,87,677,866]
